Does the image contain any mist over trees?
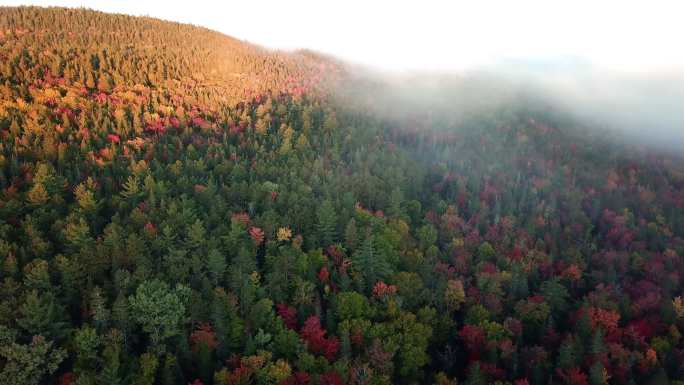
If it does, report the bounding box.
[1,6,684,385]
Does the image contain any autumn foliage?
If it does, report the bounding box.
[1,6,684,385]
[300,316,340,361]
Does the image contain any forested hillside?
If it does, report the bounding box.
[1,6,684,385]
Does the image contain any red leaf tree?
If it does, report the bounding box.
[300,316,339,361]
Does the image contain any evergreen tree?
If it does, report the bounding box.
[317,200,338,246]
[353,233,390,290]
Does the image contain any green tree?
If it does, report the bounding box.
[417,224,438,251]
[134,352,158,385]
[0,332,66,385]
[99,330,124,385]
[589,361,608,385]
[206,249,227,286]
[73,326,101,382]
[387,187,404,219]
[353,233,391,290]
[334,291,371,321]
[228,247,258,316]
[17,290,68,341]
[90,287,110,331]
[211,288,244,360]
[317,200,338,246]
[540,278,570,315]
[344,218,359,251]
[160,353,182,385]
[128,280,190,353]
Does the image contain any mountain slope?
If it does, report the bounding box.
[1,6,684,385]
[0,6,341,105]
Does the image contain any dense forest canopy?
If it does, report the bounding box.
[1,6,684,385]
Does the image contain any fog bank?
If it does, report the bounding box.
[342,60,684,153]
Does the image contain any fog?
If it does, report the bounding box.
[339,59,684,154]
[496,65,684,151]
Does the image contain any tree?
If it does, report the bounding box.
[334,291,371,321]
[22,259,50,291]
[210,288,244,360]
[17,290,68,341]
[191,324,216,385]
[387,187,404,219]
[540,278,570,315]
[0,333,66,385]
[74,177,99,214]
[90,287,110,331]
[27,183,49,205]
[353,233,390,290]
[317,200,338,246]
[417,224,438,251]
[265,247,298,303]
[509,265,530,300]
[444,279,466,312]
[300,316,339,361]
[344,219,359,251]
[459,324,485,360]
[128,280,190,353]
[99,330,124,385]
[206,249,227,285]
[160,353,182,385]
[134,352,158,385]
[556,338,579,369]
[228,247,258,316]
[589,361,608,385]
[464,362,488,385]
[73,326,101,380]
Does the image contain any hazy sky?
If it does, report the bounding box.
[3,0,684,72]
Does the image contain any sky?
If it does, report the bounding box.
[2,0,684,73]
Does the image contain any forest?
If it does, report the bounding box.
[1,6,684,385]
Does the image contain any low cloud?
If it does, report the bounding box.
[503,65,684,151]
[341,58,684,153]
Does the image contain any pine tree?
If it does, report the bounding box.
[206,249,227,286]
[353,233,390,290]
[317,200,338,246]
[211,288,244,360]
[121,175,141,200]
[160,353,182,385]
[197,343,214,385]
[465,362,487,385]
[589,361,608,385]
[228,247,258,317]
[17,291,68,341]
[387,187,404,219]
[134,353,158,385]
[590,330,606,356]
[557,339,577,369]
[73,326,101,381]
[99,331,123,385]
[90,286,110,331]
[540,278,570,315]
[344,219,358,251]
[510,265,530,300]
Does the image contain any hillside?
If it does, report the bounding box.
[0,6,342,104]
[2,6,684,385]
